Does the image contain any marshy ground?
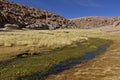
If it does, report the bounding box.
[0,29,119,80]
[46,30,120,80]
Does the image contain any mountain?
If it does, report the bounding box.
[70,16,120,29]
[0,0,76,30]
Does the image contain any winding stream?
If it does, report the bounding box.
[0,40,110,80]
[47,45,107,74]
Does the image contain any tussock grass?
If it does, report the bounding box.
[0,29,114,79]
[0,30,89,61]
[0,30,89,48]
[0,29,116,62]
[0,38,112,80]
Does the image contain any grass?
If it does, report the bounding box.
[0,29,114,79]
[0,30,89,62]
[0,30,88,47]
[0,38,112,80]
[46,30,120,80]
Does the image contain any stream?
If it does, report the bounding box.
[0,45,108,80]
[47,45,107,74]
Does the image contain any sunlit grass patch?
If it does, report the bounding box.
[0,30,90,61]
[0,37,112,80]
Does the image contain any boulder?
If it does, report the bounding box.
[4,24,19,30]
[25,22,49,30]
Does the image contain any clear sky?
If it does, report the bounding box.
[10,0,120,18]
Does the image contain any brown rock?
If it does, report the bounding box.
[70,16,120,29]
[4,24,19,30]
[0,0,76,30]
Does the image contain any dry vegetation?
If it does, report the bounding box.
[0,30,89,61]
[0,29,113,80]
[0,29,116,62]
[46,29,120,80]
[0,29,112,48]
[0,30,88,47]
[0,29,114,80]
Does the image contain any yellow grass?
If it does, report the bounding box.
[0,30,88,47]
[0,30,88,61]
[0,29,118,61]
[45,30,120,80]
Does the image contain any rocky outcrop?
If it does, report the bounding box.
[70,16,120,29]
[0,0,76,30]
[4,24,19,29]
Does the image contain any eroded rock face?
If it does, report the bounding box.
[70,16,120,29]
[0,0,76,30]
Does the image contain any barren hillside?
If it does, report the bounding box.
[0,0,76,30]
[70,16,120,29]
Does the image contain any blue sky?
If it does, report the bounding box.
[10,0,120,18]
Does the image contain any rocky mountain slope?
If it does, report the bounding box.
[0,0,76,30]
[70,16,120,29]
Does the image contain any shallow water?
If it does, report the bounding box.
[48,45,107,74]
[0,39,110,80]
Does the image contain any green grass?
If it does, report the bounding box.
[0,38,112,80]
